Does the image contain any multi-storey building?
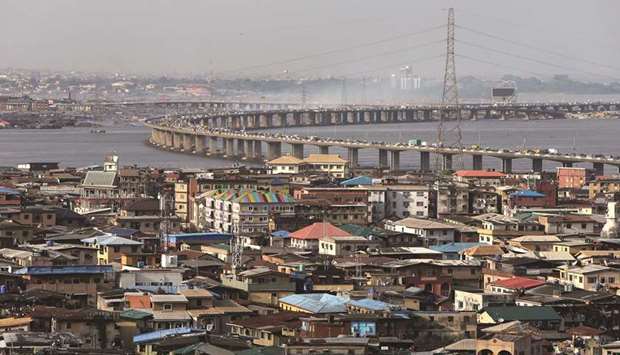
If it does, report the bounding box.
[367,185,432,221]
[195,189,295,234]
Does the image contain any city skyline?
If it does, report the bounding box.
[1,1,620,80]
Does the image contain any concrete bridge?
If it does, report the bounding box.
[147,102,620,174]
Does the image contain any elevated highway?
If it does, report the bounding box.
[146,102,620,174]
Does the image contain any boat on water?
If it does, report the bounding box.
[90,129,106,134]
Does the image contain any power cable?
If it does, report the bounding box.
[219,24,446,75]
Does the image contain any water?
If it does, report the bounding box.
[0,127,235,169]
[0,119,619,172]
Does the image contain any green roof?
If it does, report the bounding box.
[174,342,205,355]
[235,347,284,355]
[339,224,387,238]
[483,306,561,322]
[120,309,153,320]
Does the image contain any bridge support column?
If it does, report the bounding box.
[194,135,205,154]
[183,134,193,152]
[207,137,217,155]
[291,144,304,159]
[237,139,246,158]
[225,139,235,157]
[562,162,573,168]
[173,133,182,150]
[472,155,483,171]
[254,141,263,160]
[442,154,453,171]
[347,148,359,169]
[532,158,543,173]
[245,140,255,160]
[593,162,605,176]
[390,151,400,171]
[267,142,282,160]
[379,149,389,169]
[164,131,173,147]
[502,158,513,174]
[420,151,430,172]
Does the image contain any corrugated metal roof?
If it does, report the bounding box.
[133,327,198,344]
[347,298,394,311]
[510,189,545,198]
[14,265,113,275]
[82,171,117,187]
[279,293,347,314]
[340,176,373,186]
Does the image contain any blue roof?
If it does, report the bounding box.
[133,327,198,344]
[340,175,373,186]
[430,242,482,253]
[14,265,113,275]
[347,298,394,311]
[271,230,290,238]
[0,187,20,195]
[510,189,545,198]
[168,232,232,241]
[279,293,347,314]
[108,227,139,237]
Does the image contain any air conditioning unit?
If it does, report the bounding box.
[161,254,178,268]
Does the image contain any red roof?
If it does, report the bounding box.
[491,277,545,290]
[290,222,351,240]
[125,295,151,309]
[455,170,506,178]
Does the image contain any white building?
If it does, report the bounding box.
[266,154,348,178]
[367,185,431,221]
[386,217,456,246]
[119,269,184,293]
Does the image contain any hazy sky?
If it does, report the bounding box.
[2,0,620,80]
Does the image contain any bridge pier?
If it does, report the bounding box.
[254,141,263,160]
[532,158,543,173]
[390,151,400,171]
[420,151,431,172]
[472,155,483,171]
[267,142,282,160]
[319,146,329,154]
[194,135,205,154]
[173,133,182,150]
[379,149,389,169]
[162,131,170,147]
[291,143,304,159]
[207,137,218,155]
[237,139,246,158]
[184,134,193,152]
[593,162,605,176]
[225,138,235,157]
[502,158,513,174]
[347,148,359,169]
[245,140,255,159]
[442,154,453,171]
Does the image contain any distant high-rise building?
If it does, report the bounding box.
[399,66,412,90]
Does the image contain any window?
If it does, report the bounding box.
[610,277,616,284]
[113,247,120,253]
[587,277,596,284]
[163,304,173,311]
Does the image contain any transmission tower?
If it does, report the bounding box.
[437,7,463,170]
